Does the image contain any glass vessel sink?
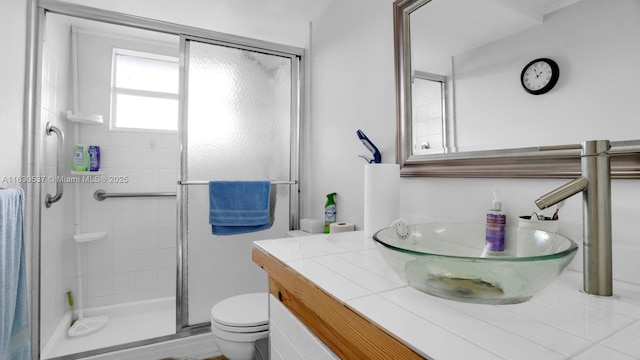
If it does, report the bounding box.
[373,223,578,304]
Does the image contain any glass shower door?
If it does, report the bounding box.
[180,39,299,326]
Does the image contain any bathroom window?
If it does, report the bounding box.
[411,70,447,154]
[111,49,179,131]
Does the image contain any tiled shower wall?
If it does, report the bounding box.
[74,152,177,307]
[63,27,179,308]
[40,13,74,345]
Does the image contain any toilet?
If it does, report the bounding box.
[210,292,269,360]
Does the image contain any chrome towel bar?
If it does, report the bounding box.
[94,189,176,201]
[178,180,297,185]
[94,180,296,201]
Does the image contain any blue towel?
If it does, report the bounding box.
[209,181,272,235]
[0,187,31,360]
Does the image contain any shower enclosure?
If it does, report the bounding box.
[30,2,301,359]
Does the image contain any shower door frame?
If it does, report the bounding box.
[178,35,301,330]
[27,1,303,358]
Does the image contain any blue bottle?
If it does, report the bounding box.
[88,145,101,171]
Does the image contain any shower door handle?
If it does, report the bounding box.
[45,122,64,208]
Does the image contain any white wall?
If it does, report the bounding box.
[309,0,640,286]
[0,1,35,356]
[454,0,640,151]
[307,0,396,227]
[60,0,313,49]
[0,0,26,184]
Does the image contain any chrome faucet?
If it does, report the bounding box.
[535,140,612,296]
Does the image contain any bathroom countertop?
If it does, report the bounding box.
[253,231,640,360]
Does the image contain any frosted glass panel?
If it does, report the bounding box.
[185,40,292,325]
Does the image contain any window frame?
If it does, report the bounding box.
[411,70,448,155]
[110,48,179,133]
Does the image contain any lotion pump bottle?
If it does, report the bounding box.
[485,191,506,252]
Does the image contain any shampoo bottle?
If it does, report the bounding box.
[72,144,89,171]
[88,145,101,171]
[324,192,337,233]
[485,192,506,252]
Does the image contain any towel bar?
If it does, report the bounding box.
[178,180,297,185]
[94,189,176,201]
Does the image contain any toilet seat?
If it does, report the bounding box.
[210,292,268,330]
[211,323,268,342]
[212,321,269,333]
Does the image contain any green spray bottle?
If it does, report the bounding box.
[324,192,337,233]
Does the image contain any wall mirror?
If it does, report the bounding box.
[394,0,640,178]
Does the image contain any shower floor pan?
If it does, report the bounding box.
[42,297,175,359]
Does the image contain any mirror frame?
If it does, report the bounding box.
[393,0,640,179]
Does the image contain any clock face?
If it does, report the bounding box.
[520,58,559,95]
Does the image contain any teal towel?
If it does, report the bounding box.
[209,181,272,235]
[0,187,31,360]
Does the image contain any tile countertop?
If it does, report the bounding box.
[254,231,640,360]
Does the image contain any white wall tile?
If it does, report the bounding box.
[135,208,159,230]
[87,253,113,276]
[87,295,113,308]
[158,248,176,269]
[157,148,178,169]
[136,250,159,271]
[157,230,176,249]
[158,268,175,290]
[134,230,159,250]
[113,272,136,295]
[112,231,137,252]
[135,289,158,301]
[113,252,136,273]
[112,209,138,231]
[156,169,178,190]
[112,293,136,304]
[87,274,113,297]
[136,270,158,292]
[157,209,176,230]
[87,235,113,254]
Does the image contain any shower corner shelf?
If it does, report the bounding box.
[73,232,106,243]
[66,110,104,125]
[71,170,104,175]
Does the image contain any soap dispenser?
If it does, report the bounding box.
[485,191,506,252]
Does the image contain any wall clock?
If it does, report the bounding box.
[520,58,560,95]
